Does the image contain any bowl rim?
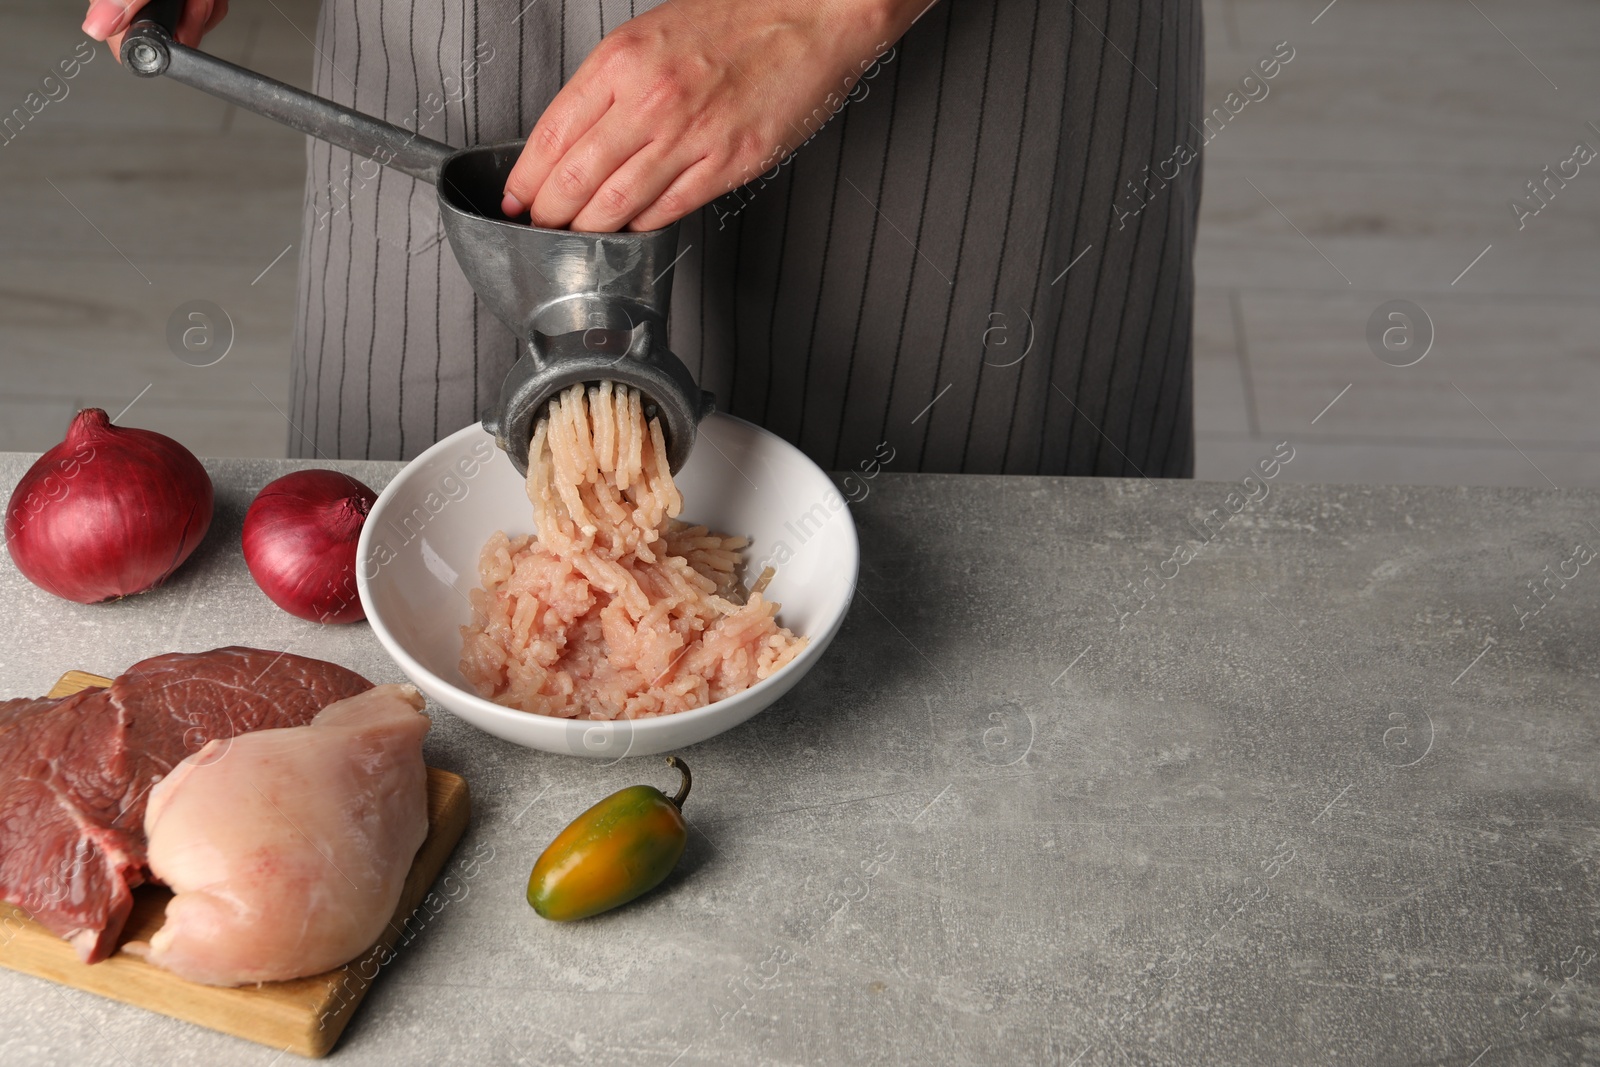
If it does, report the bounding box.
[356,414,860,737]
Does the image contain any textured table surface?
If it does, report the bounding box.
[1,453,1597,1067]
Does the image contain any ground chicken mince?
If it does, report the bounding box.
[459,382,805,719]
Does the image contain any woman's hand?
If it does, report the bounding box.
[82,0,228,57]
[501,0,926,233]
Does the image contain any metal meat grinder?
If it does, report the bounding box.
[119,0,712,475]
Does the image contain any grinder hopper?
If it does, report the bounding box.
[119,0,712,475]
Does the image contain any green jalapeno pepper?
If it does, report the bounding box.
[527,756,692,921]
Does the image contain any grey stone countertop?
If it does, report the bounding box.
[1,451,1598,1067]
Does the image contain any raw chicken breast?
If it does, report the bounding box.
[133,684,430,986]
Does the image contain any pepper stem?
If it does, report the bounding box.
[666,756,691,809]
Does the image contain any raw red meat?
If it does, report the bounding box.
[115,648,373,779]
[0,688,139,963]
[0,647,371,962]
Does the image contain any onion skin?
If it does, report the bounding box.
[4,409,214,604]
[242,470,376,624]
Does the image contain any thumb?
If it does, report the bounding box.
[84,0,144,42]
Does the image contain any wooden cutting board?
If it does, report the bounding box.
[0,671,471,1059]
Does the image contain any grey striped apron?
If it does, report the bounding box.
[289,0,1202,476]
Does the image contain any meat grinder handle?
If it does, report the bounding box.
[118,0,455,183]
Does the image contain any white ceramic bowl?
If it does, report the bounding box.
[357,415,858,758]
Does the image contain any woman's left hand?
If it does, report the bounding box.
[500,0,924,233]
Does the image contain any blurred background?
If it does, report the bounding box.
[2,0,1597,486]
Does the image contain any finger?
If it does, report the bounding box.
[501,79,614,218]
[176,0,216,47]
[569,142,690,233]
[527,114,653,230]
[202,0,227,35]
[83,0,141,41]
[628,156,721,232]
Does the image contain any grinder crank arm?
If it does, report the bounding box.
[119,0,453,181]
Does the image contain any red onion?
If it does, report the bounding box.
[242,470,376,623]
[4,408,214,604]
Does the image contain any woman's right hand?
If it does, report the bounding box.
[83,0,228,55]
